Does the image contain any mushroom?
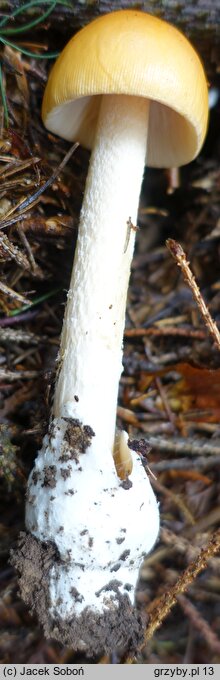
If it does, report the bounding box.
[15,10,208,656]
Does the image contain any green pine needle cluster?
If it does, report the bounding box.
[0,0,67,126]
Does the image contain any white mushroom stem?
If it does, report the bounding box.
[25,94,159,644]
[53,94,149,452]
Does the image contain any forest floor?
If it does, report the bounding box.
[0,3,220,665]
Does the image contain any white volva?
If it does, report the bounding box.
[25,95,159,621]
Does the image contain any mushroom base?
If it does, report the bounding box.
[11,531,145,657]
[12,416,159,655]
[21,416,159,611]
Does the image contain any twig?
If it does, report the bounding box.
[14,142,79,213]
[160,527,200,559]
[0,280,31,305]
[0,309,38,327]
[0,327,40,344]
[0,212,32,231]
[186,507,220,537]
[134,433,220,456]
[17,222,39,273]
[154,375,176,431]
[0,156,40,179]
[152,453,220,472]
[166,239,220,350]
[0,142,79,229]
[124,327,206,339]
[143,529,220,644]
[177,594,220,655]
[125,531,220,663]
[0,231,43,276]
[151,476,195,526]
[0,368,39,381]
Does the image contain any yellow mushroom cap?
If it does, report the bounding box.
[42,10,209,168]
